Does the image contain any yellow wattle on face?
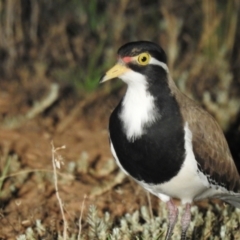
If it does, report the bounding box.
[99,52,151,83]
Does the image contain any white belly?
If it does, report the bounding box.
[110,123,230,204]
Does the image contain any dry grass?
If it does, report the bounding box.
[51,142,68,240]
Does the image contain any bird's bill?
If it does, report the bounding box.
[99,63,129,83]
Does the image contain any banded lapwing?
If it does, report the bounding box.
[100,41,240,240]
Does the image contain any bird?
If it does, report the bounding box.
[99,41,240,240]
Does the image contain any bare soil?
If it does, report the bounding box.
[0,80,238,239]
[0,80,158,239]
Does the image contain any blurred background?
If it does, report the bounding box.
[1,0,240,128]
[0,0,240,239]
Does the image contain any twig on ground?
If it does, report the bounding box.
[51,141,68,240]
[78,194,87,240]
[0,168,74,182]
[2,83,59,129]
[0,150,11,196]
[146,192,153,220]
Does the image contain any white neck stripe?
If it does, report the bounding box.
[149,57,169,73]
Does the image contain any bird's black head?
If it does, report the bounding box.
[117,41,167,64]
[99,41,168,85]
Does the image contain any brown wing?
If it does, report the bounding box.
[182,103,240,191]
[169,78,240,192]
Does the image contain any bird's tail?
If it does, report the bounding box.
[217,193,240,208]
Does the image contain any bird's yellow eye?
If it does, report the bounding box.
[137,53,150,65]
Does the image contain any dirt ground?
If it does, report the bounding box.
[0,80,162,239]
[1,79,240,239]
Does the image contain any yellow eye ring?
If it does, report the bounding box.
[137,52,150,65]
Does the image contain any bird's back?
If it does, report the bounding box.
[169,76,240,194]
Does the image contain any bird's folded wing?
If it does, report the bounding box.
[180,102,240,192]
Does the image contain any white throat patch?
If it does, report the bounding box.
[119,70,159,142]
